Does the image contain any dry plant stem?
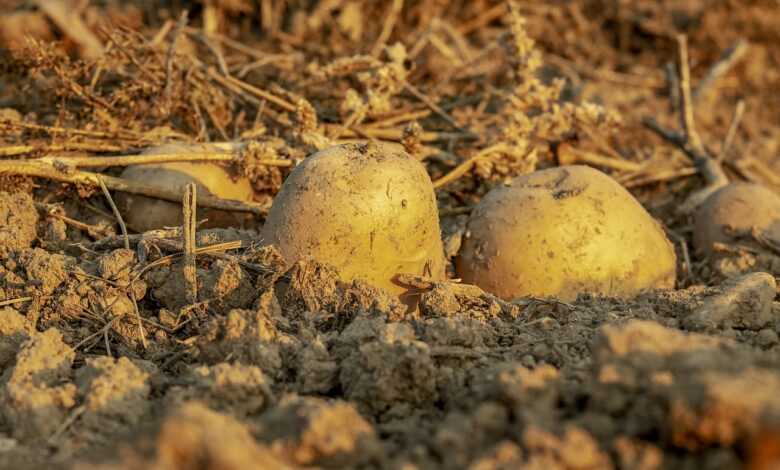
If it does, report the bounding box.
[0,119,144,141]
[619,166,697,188]
[210,70,296,112]
[97,178,129,250]
[365,109,431,128]
[48,405,86,445]
[182,184,198,305]
[149,19,175,46]
[736,158,780,187]
[0,160,266,215]
[557,145,642,172]
[719,100,746,162]
[403,81,469,133]
[694,40,749,102]
[457,2,507,35]
[131,241,243,284]
[371,0,404,57]
[433,143,511,189]
[329,125,469,143]
[546,53,665,89]
[643,35,728,213]
[677,35,705,156]
[43,211,111,238]
[0,142,125,157]
[184,26,294,65]
[0,297,34,308]
[98,177,147,349]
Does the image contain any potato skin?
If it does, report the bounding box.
[693,183,780,257]
[261,142,445,308]
[116,143,254,232]
[455,165,676,301]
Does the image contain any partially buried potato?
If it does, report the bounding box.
[693,182,780,257]
[116,143,254,232]
[261,142,445,309]
[456,165,676,301]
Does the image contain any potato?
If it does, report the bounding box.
[116,143,254,232]
[261,142,445,308]
[693,183,780,257]
[455,165,676,301]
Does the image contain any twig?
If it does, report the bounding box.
[0,142,125,157]
[48,405,86,445]
[403,81,469,133]
[130,241,243,284]
[0,119,144,141]
[433,143,511,189]
[73,316,120,351]
[183,26,297,65]
[327,125,472,143]
[545,53,665,89]
[98,177,147,349]
[35,201,113,238]
[693,40,749,102]
[0,297,34,308]
[642,35,729,213]
[182,184,198,305]
[0,160,266,215]
[457,2,507,35]
[35,152,280,168]
[164,10,189,100]
[97,177,129,250]
[676,35,705,156]
[557,144,642,172]
[364,109,431,128]
[371,0,404,57]
[209,70,296,112]
[718,100,746,162]
[618,166,698,188]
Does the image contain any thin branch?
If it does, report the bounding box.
[718,100,746,162]
[371,0,404,57]
[676,35,705,156]
[182,183,198,305]
[694,40,749,102]
[98,176,147,350]
[433,143,511,189]
[403,81,471,133]
[38,152,285,168]
[209,69,296,112]
[0,142,124,157]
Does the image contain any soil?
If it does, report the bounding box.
[1,1,780,469]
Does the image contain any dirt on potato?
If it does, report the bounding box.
[1,1,780,470]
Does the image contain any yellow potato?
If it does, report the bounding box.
[693,182,780,257]
[261,142,445,309]
[455,165,676,301]
[116,143,254,232]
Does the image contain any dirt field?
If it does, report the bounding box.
[1,1,780,469]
